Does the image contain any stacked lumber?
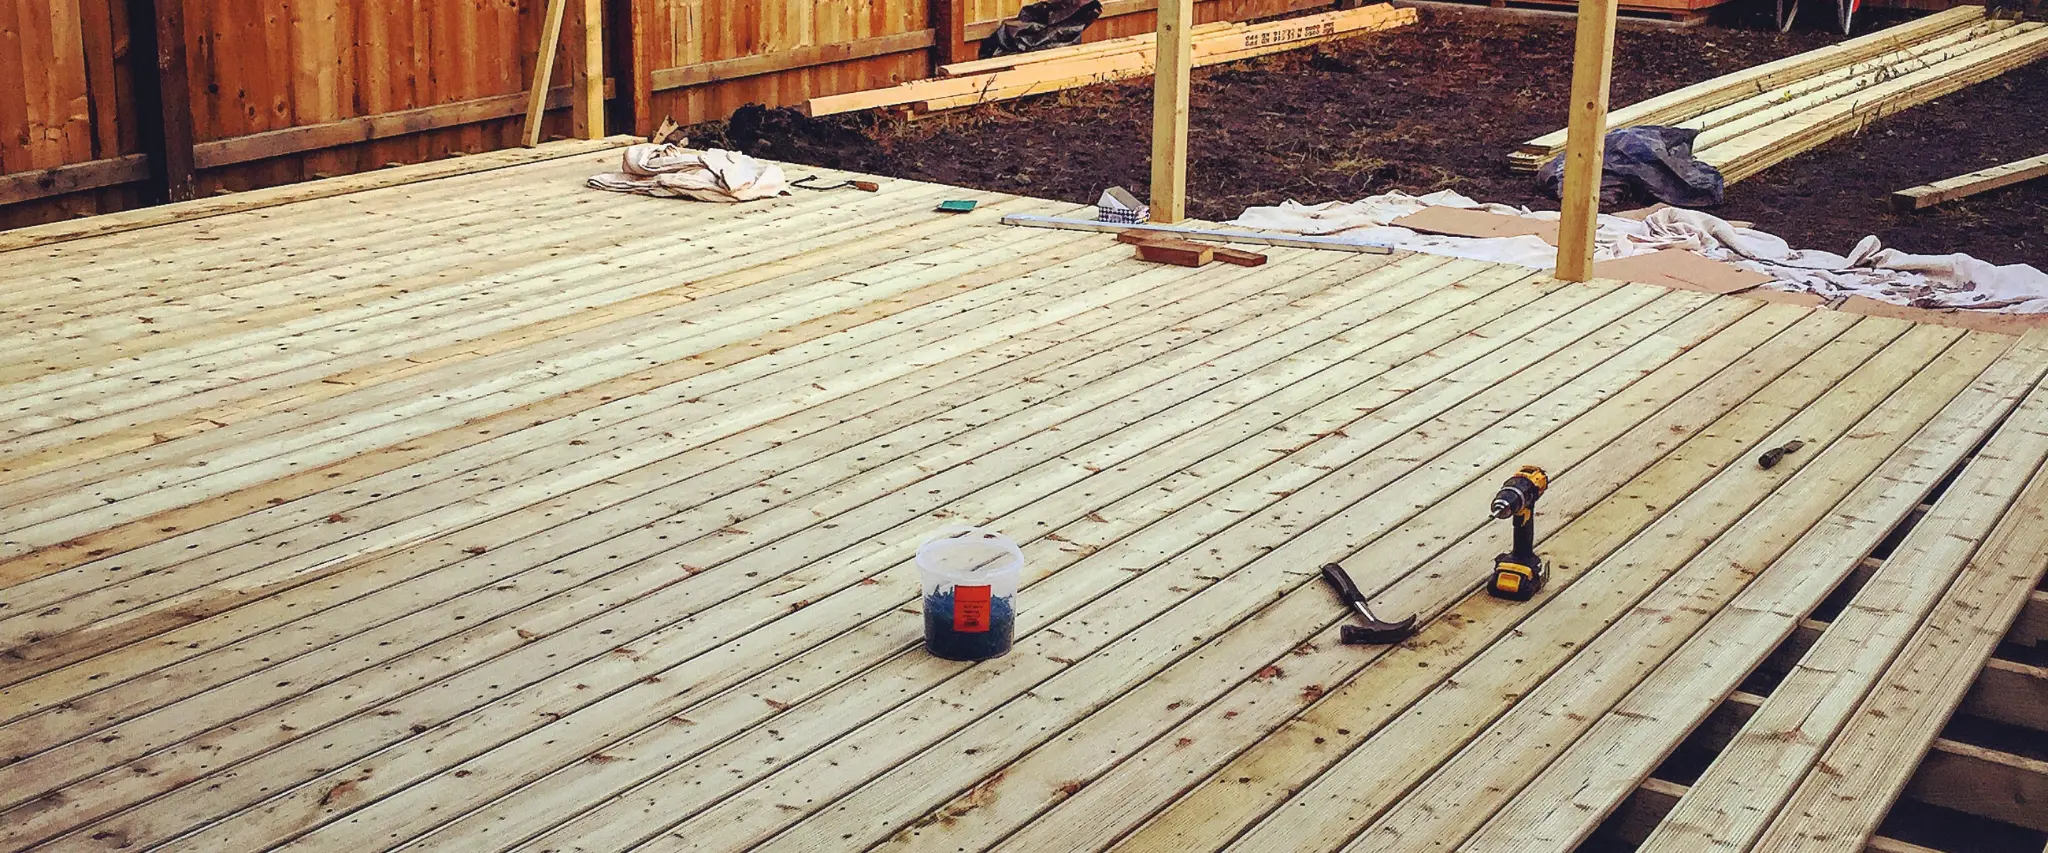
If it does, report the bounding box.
[1507,6,2048,182]
[802,5,1418,117]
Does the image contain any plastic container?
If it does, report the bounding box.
[918,527,1023,661]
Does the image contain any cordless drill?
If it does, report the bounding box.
[1488,465,1549,601]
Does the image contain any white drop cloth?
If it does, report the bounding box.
[1231,191,2048,314]
[588,143,789,203]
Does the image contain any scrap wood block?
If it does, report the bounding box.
[1115,230,1265,265]
[1134,238,1214,267]
[1211,246,1267,266]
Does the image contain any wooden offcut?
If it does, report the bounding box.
[1133,237,1213,266]
[1892,152,2048,210]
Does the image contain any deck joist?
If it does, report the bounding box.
[0,146,2044,853]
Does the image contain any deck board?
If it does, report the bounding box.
[2,154,2044,853]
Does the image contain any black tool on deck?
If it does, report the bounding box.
[1488,465,1550,601]
[1320,563,1417,644]
[1758,440,1805,469]
[791,175,880,192]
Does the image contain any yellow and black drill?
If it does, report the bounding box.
[1487,465,1549,601]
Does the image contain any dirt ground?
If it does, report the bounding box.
[693,8,2048,267]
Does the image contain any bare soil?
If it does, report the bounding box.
[694,8,2048,267]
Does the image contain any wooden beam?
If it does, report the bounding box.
[127,0,197,203]
[1892,152,2048,211]
[575,0,606,139]
[1962,658,2048,734]
[191,84,607,170]
[1908,739,2048,832]
[931,0,974,68]
[0,155,150,206]
[2013,590,2048,646]
[1553,0,1619,281]
[651,31,938,91]
[1149,0,1194,223]
[525,0,573,147]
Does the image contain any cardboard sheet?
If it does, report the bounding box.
[1389,206,1560,244]
[1586,248,1774,295]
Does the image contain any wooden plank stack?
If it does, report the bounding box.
[801,4,1419,117]
[1508,6,2048,182]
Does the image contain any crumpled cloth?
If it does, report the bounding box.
[1620,208,2048,313]
[1232,191,2048,314]
[1230,191,1564,267]
[1537,126,1725,208]
[587,143,789,202]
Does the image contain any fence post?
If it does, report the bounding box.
[931,0,973,68]
[127,0,197,202]
[574,0,606,138]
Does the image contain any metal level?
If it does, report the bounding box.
[999,214,1397,254]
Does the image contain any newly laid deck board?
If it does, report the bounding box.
[3,156,2046,853]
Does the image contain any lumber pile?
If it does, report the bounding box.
[1507,6,2048,182]
[801,5,1418,117]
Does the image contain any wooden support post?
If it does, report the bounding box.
[574,0,606,139]
[128,0,197,202]
[1553,0,1618,282]
[524,0,572,147]
[1150,0,1194,224]
[931,0,974,68]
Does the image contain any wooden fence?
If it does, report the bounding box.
[0,0,1318,230]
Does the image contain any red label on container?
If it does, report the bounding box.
[953,585,992,633]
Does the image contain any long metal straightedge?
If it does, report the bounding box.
[1000,214,1397,254]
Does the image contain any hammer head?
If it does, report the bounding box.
[1339,614,1418,645]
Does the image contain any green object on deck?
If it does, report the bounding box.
[936,200,978,213]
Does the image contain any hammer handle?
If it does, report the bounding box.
[1320,563,1366,606]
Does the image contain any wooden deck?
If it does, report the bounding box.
[2,144,2045,853]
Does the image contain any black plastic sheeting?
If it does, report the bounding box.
[980,0,1103,58]
[1539,125,1726,208]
